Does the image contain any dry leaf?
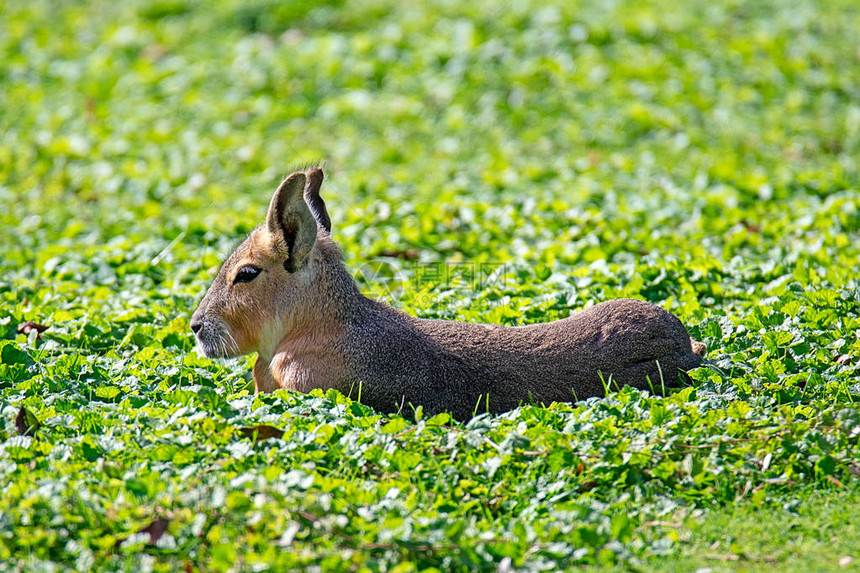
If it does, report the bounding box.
[239,425,285,442]
[825,475,844,488]
[117,518,170,547]
[15,407,40,436]
[140,518,170,544]
[17,321,48,339]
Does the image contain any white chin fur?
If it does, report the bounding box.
[195,335,234,359]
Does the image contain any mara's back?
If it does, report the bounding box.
[345,298,702,420]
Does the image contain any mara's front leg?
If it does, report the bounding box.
[253,357,280,393]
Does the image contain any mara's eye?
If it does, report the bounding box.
[233,265,262,284]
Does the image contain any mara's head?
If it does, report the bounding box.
[190,168,332,360]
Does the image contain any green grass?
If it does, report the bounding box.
[1,0,859,570]
[595,487,860,572]
[657,488,860,572]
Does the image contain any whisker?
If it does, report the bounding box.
[226,330,239,354]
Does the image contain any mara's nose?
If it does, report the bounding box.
[190,319,203,335]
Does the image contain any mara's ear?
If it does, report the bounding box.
[265,171,318,272]
[304,167,331,233]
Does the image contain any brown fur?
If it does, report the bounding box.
[191,168,704,421]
